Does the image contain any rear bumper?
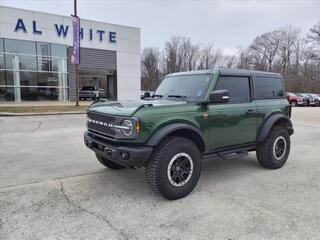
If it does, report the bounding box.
[84,131,153,168]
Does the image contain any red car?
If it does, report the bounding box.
[286,92,307,106]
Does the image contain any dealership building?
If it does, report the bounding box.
[0,6,141,102]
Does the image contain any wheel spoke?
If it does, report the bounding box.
[167,153,194,187]
[273,136,287,160]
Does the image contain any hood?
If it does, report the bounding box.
[88,99,186,116]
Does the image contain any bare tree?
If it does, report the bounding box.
[161,36,200,73]
[249,30,282,71]
[161,36,181,75]
[177,37,199,71]
[141,47,161,91]
[142,22,320,93]
[278,26,301,77]
[223,55,238,68]
[308,21,320,44]
[237,47,253,69]
[197,45,223,70]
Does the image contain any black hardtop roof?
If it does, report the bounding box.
[168,68,282,78]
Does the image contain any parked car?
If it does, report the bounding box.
[286,92,307,106]
[84,69,293,200]
[296,93,318,106]
[307,93,320,106]
[79,86,99,100]
[141,91,151,99]
[97,89,113,100]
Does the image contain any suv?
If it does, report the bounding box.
[296,93,318,106]
[84,69,294,200]
[79,86,99,101]
[307,93,320,106]
[286,92,307,106]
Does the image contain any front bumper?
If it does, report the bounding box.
[84,131,153,168]
[297,101,307,106]
[79,92,96,99]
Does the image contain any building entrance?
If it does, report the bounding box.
[79,68,116,100]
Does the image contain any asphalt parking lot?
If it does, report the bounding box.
[0,107,319,240]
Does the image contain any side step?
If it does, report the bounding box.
[202,144,256,160]
[218,150,248,160]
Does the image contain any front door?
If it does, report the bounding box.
[208,76,257,150]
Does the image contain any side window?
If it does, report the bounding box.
[254,76,284,99]
[215,76,250,103]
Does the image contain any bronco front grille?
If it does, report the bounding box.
[87,112,116,136]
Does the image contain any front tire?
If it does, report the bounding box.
[146,136,201,200]
[256,125,290,169]
[96,154,126,169]
[291,101,297,107]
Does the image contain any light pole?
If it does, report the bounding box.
[73,0,80,106]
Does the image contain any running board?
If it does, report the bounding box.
[202,144,255,160]
[218,150,248,160]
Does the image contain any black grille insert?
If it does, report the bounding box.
[87,112,116,136]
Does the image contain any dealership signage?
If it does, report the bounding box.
[14,18,117,43]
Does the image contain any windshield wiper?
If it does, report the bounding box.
[153,94,163,98]
[168,95,187,100]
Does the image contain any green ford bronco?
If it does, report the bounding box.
[84,69,294,200]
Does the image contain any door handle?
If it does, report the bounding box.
[246,109,255,115]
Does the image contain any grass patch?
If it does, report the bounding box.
[0,105,88,113]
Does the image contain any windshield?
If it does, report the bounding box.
[82,86,95,91]
[155,74,212,100]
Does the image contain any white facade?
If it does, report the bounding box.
[0,5,141,100]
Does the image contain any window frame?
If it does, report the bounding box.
[214,75,253,104]
[155,73,213,101]
[252,75,286,100]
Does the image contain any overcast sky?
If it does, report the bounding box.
[1,0,319,54]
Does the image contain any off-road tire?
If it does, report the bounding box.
[96,154,126,169]
[146,136,201,200]
[256,125,290,169]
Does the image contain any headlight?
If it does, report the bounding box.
[121,119,134,136]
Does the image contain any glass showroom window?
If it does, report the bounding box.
[0,38,8,101]
[0,38,68,102]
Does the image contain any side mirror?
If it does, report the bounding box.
[209,90,229,103]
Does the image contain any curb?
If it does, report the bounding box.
[0,111,86,116]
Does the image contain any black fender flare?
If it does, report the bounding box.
[146,123,207,152]
[257,114,294,143]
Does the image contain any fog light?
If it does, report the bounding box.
[121,152,130,160]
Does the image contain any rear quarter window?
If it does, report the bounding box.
[254,76,284,99]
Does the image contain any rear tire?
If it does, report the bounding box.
[256,125,290,169]
[146,136,201,200]
[95,154,126,169]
